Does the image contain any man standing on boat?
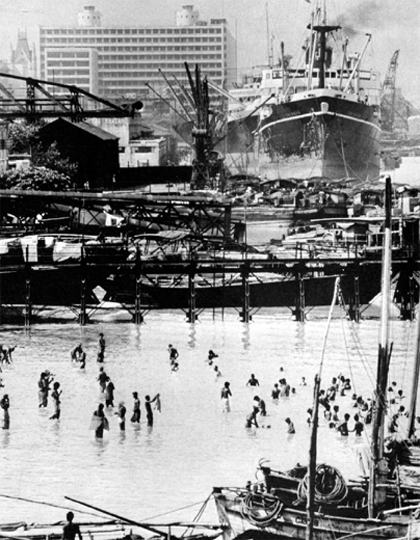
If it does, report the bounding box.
[62,512,82,540]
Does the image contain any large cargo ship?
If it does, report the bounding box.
[225,2,382,182]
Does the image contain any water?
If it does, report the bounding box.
[0,310,417,529]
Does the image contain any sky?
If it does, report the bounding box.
[1,0,419,107]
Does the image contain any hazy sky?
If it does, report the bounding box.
[1,0,419,106]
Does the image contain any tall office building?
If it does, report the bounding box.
[39,5,237,99]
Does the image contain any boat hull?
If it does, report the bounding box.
[225,95,381,181]
[0,266,108,305]
[112,267,381,309]
[213,488,410,540]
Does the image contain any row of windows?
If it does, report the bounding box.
[41,41,223,52]
[46,78,90,85]
[99,75,223,85]
[41,27,223,35]
[42,36,223,44]
[47,51,91,58]
[98,65,223,76]
[47,61,91,67]
[46,69,92,75]
[40,59,227,71]
[100,70,224,79]
[100,52,226,59]
[42,56,224,69]
[97,61,222,69]
[41,38,223,47]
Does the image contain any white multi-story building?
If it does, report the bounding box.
[39,5,237,99]
[43,47,99,94]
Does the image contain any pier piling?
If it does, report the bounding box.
[134,247,144,324]
[293,273,306,322]
[24,266,32,329]
[240,262,251,323]
[187,262,197,323]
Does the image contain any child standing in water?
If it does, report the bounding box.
[1,394,10,429]
[145,395,159,426]
[105,380,115,407]
[221,382,232,412]
[50,382,62,420]
[91,403,108,438]
[131,392,141,423]
[115,402,127,431]
[245,406,259,428]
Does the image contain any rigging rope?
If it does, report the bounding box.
[181,494,212,538]
[137,499,209,522]
[318,277,340,379]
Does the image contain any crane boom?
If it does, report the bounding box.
[381,50,399,132]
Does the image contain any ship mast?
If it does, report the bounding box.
[312,24,340,89]
[311,0,339,90]
[321,0,327,24]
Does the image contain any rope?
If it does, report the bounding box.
[337,288,377,393]
[318,277,340,379]
[137,499,209,522]
[297,464,348,506]
[240,493,282,527]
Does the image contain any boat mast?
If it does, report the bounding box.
[408,306,420,439]
[368,175,393,518]
[306,374,320,540]
[306,277,340,539]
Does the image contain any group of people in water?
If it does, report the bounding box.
[209,357,300,431]
[0,334,411,445]
[0,333,163,437]
[242,370,298,430]
[78,334,161,438]
[213,359,408,439]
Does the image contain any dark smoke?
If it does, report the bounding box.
[338,0,389,33]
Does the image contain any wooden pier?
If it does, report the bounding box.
[1,253,417,326]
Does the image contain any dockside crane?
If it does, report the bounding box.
[147,63,226,190]
[380,50,399,133]
[0,71,143,121]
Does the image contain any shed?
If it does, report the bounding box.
[38,118,119,189]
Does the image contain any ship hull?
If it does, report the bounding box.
[109,266,381,308]
[225,94,381,181]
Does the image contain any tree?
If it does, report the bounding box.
[0,167,72,191]
[7,121,43,155]
[34,141,78,179]
[4,121,78,190]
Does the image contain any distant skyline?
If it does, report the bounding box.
[1,0,419,106]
